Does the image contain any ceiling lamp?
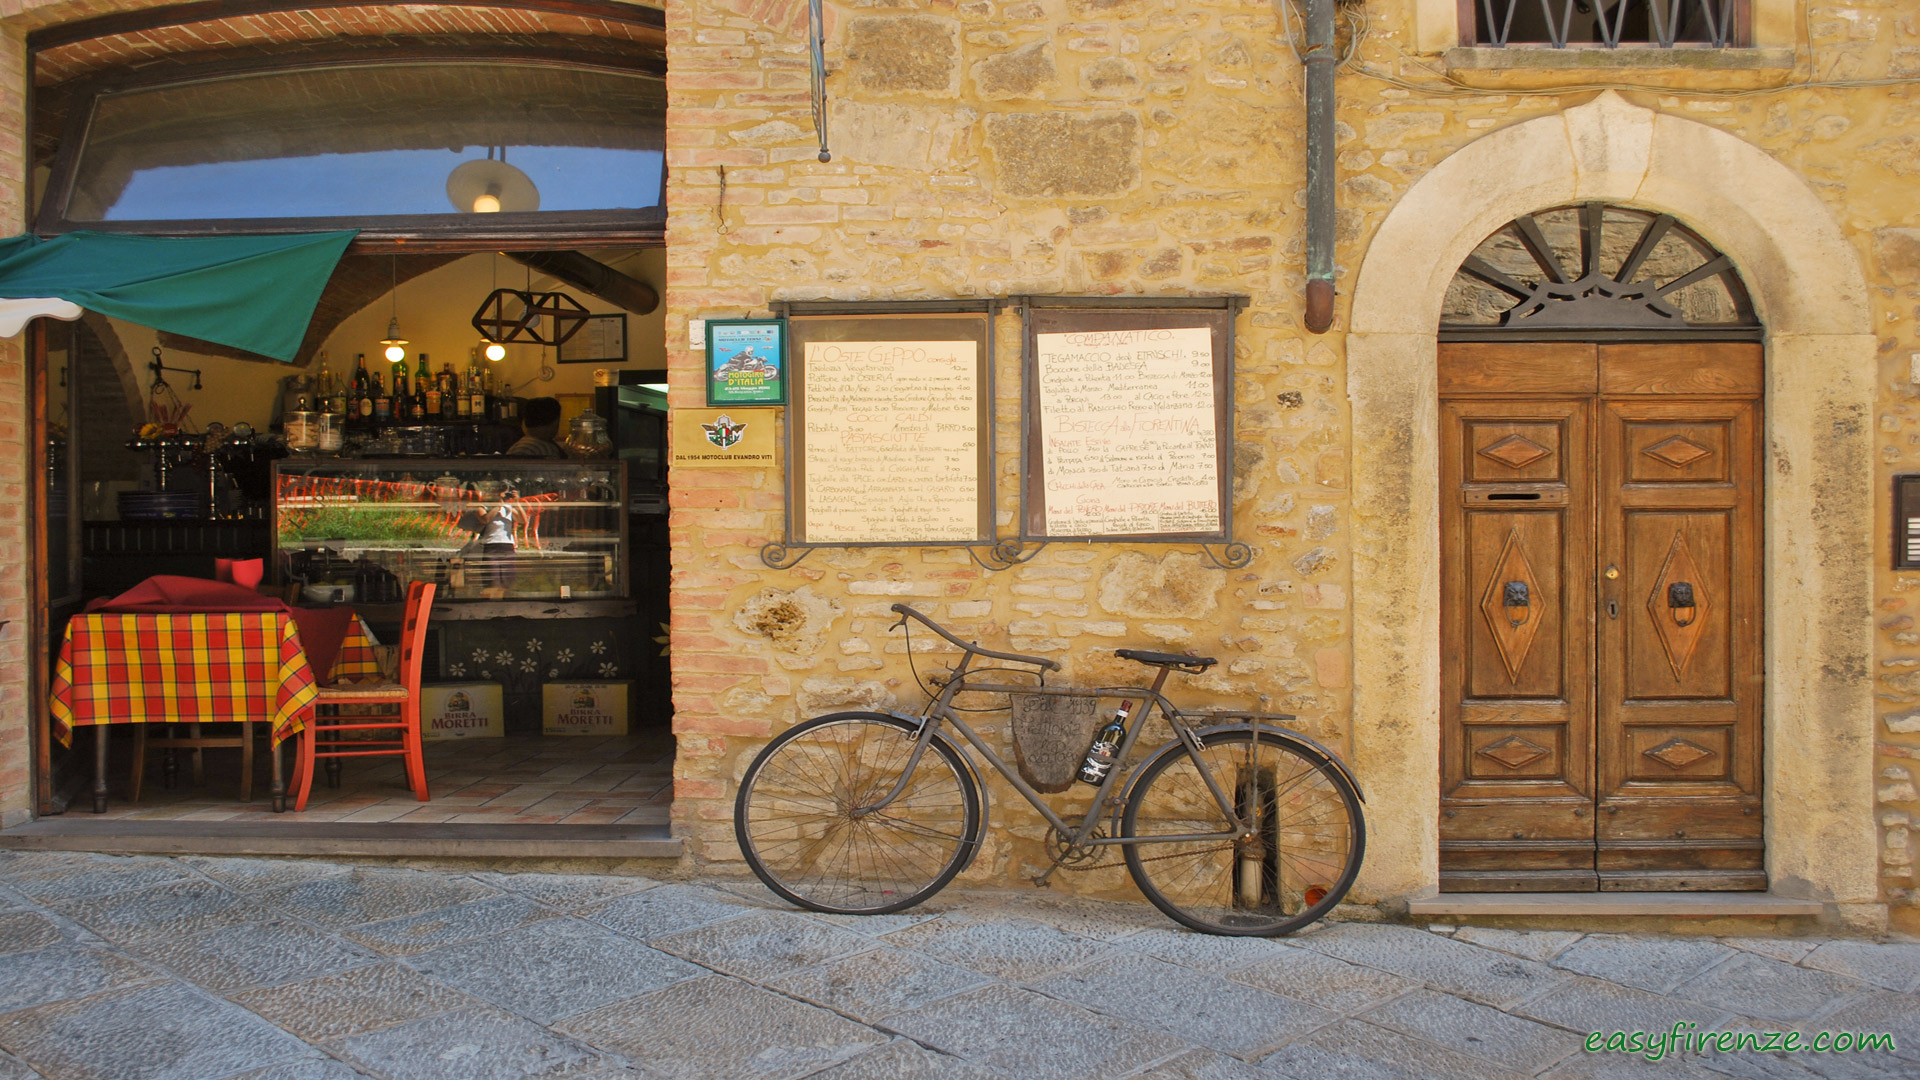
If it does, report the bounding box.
[481,339,507,362]
[379,257,409,362]
[447,155,540,215]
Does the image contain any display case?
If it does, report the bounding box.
[273,460,626,603]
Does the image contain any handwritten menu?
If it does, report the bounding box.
[801,340,981,543]
[1036,326,1221,536]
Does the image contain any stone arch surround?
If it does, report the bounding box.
[1346,91,1882,922]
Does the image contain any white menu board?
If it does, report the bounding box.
[800,339,981,543]
[1035,326,1220,536]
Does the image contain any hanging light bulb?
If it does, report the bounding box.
[483,339,507,362]
[380,257,409,362]
[472,187,503,214]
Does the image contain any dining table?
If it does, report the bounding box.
[50,606,382,813]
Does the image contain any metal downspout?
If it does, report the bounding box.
[1301,0,1336,334]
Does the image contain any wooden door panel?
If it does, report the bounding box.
[1440,357,1596,892]
[1439,343,1598,397]
[1465,511,1565,699]
[1622,511,1733,701]
[1600,343,1763,397]
[1597,385,1762,891]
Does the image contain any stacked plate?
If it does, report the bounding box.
[118,491,205,520]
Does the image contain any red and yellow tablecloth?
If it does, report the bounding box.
[50,612,383,747]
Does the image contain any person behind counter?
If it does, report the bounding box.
[506,396,569,459]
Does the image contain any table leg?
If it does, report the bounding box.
[92,726,108,813]
[270,734,284,813]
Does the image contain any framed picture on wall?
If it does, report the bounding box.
[557,313,627,364]
[706,318,787,405]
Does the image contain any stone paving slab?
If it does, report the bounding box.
[0,852,1908,1080]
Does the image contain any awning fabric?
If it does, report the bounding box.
[0,230,357,361]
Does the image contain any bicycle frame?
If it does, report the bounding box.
[859,640,1254,856]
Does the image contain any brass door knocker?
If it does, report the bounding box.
[1668,581,1697,627]
[1502,581,1531,628]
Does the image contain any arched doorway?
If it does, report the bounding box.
[1436,203,1765,891]
[1344,91,1879,919]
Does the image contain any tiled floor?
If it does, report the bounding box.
[75,731,675,826]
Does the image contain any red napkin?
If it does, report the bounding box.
[288,606,355,685]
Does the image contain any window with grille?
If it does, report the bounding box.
[1465,0,1749,48]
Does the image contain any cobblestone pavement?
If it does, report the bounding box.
[0,851,1913,1080]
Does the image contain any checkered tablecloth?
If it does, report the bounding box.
[50,613,382,748]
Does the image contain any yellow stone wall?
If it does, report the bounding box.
[661,0,1920,924]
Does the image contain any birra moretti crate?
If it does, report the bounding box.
[420,683,505,741]
[542,682,631,736]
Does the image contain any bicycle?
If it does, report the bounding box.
[734,602,1367,936]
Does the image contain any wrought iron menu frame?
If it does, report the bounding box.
[1016,296,1249,569]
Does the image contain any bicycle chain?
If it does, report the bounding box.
[1047,843,1235,872]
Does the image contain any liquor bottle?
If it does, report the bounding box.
[421,352,442,421]
[438,360,458,422]
[373,372,391,427]
[456,357,475,420]
[1076,700,1133,786]
[352,354,372,432]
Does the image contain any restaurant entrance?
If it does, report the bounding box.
[19,3,680,854]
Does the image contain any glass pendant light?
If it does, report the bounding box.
[379,256,409,362]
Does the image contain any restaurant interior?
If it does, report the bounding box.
[20,12,679,848]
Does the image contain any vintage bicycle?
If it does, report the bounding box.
[734,603,1366,936]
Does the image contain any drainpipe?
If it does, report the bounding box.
[1301,0,1336,334]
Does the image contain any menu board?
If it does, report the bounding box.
[788,313,993,547]
[1036,326,1218,535]
[1022,303,1237,542]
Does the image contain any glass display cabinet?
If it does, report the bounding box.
[272,460,626,602]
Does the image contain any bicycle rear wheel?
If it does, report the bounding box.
[735,712,982,915]
[1121,727,1364,936]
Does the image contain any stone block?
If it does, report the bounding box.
[1290,922,1564,1009]
[802,1038,1003,1080]
[1667,953,1872,1022]
[409,916,703,1024]
[0,943,158,1013]
[1550,934,1738,995]
[880,915,1114,981]
[557,975,884,1080]
[1035,951,1332,1059]
[880,983,1186,1080]
[1799,939,1920,992]
[232,961,480,1044]
[341,895,555,957]
[1263,1019,1535,1080]
[847,16,959,96]
[1227,944,1416,1014]
[256,870,498,930]
[131,919,373,993]
[771,945,989,1022]
[973,42,1054,99]
[1359,988,1585,1074]
[3,856,194,903]
[337,1005,610,1080]
[649,910,874,983]
[1096,551,1221,619]
[984,113,1140,198]
[47,879,267,946]
[1517,975,1729,1036]
[1875,228,1920,286]
[0,982,314,1080]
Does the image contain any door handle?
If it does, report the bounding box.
[1603,565,1619,580]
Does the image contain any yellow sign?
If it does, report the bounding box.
[671,407,779,468]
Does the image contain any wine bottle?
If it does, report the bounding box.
[1076,700,1133,786]
[373,372,391,426]
[421,352,442,421]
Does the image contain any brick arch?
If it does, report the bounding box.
[1345,91,1880,924]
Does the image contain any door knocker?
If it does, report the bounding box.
[1502,581,1530,628]
[1667,581,1697,627]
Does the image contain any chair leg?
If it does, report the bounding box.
[293,728,316,812]
[188,722,205,786]
[129,724,146,804]
[239,721,255,803]
[403,703,429,802]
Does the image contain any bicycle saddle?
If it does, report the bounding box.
[1116,649,1217,670]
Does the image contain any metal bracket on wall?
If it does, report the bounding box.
[969,539,1047,572]
[758,542,816,570]
[1195,543,1254,570]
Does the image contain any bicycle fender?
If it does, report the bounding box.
[1176,722,1367,803]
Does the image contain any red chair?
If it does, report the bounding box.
[292,581,434,812]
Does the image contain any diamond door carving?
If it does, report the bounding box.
[1643,736,1716,770]
[1479,529,1543,683]
[1642,436,1711,469]
[1478,734,1551,770]
[1646,531,1709,680]
[1478,434,1552,470]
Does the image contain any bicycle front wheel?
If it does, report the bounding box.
[735,712,982,915]
[1121,727,1365,936]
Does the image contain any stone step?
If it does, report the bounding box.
[1408,892,1823,917]
[0,819,683,859]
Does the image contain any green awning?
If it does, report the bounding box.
[0,230,357,362]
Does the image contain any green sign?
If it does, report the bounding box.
[706,318,787,405]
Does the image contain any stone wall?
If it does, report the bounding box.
[662,0,1920,924]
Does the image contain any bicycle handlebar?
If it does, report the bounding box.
[889,603,1062,671]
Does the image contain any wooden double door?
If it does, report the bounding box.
[1440,342,1764,892]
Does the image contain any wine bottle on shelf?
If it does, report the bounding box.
[438,360,458,422]
[351,354,371,432]
[420,353,441,422]
[373,372,391,427]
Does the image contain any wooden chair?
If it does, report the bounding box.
[291,581,434,812]
[130,720,257,802]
